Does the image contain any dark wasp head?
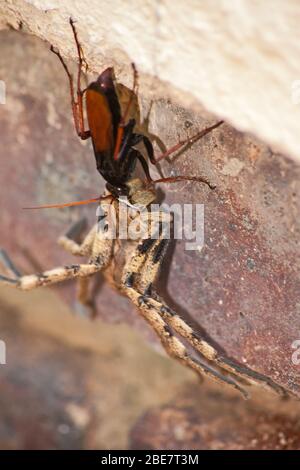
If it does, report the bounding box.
[105,182,129,198]
[96,67,116,91]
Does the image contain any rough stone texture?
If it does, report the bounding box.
[0,27,300,399]
[130,387,300,450]
[0,287,192,449]
[1,0,300,163]
[0,4,300,451]
[2,286,300,450]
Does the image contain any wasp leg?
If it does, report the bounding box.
[50,19,90,140]
[69,18,88,92]
[69,18,90,140]
[153,120,224,164]
[150,174,216,191]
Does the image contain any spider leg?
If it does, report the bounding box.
[159,304,288,397]
[121,212,287,398]
[121,221,249,398]
[59,207,115,314]
[0,260,102,291]
[57,219,97,316]
[0,226,95,313]
[63,217,88,240]
[122,284,249,399]
[133,293,287,398]
[122,211,172,291]
[74,276,97,318]
[147,224,286,396]
[0,205,114,292]
[77,276,92,305]
[58,219,96,257]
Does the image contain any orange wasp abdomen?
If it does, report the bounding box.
[86,88,114,155]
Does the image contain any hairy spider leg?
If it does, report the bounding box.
[0,200,289,399]
[0,203,114,291]
[120,210,287,398]
[120,214,249,398]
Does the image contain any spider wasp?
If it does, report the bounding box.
[0,19,287,399]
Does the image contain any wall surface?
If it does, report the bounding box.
[0,0,300,450]
[1,0,300,162]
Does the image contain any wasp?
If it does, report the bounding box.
[0,19,286,399]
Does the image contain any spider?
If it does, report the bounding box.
[0,19,287,399]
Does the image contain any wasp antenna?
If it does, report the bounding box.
[23,195,113,210]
